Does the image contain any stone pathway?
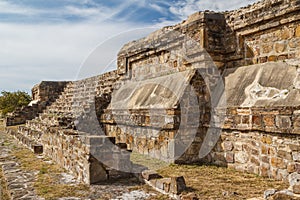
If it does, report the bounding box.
[0,131,159,200]
[0,134,41,199]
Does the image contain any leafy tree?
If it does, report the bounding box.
[0,91,32,116]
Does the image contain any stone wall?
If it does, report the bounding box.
[5,81,69,126]
[224,0,300,68]
[12,71,135,184]
[102,0,300,193]
[6,0,300,194]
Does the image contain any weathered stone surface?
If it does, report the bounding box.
[235,152,249,164]
[293,185,300,194]
[180,193,199,200]
[264,189,277,199]
[225,62,300,107]
[142,170,163,181]
[5,1,300,199]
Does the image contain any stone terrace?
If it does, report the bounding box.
[4,0,300,197]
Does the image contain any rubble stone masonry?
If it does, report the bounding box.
[5,0,300,194]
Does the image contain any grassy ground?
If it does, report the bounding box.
[0,170,10,200]
[130,151,169,170]
[158,164,288,199]
[12,148,90,199]
[131,152,288,199]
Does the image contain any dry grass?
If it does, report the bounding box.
[130,151,169,170]
[0,170,11,200]
[12,147,90,199]
[157,164,289,199]
[0,125,5,132]
[131,152,288,199]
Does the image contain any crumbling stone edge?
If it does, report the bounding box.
[140,170,194,200]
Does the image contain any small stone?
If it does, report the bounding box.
[293,185,300,194]
[277,150,292,161]
[235,152,249,164]
[261,44,273,54]
[281,28,291,39]
[292,152,300,162]
[287,163,296,173]
[222,141,233,151]
[141,170,162,181]
[289,172,300,187]
[295,26,300,37]
[271,157,286,169]
[272,189,298,199]
[170,176,186,194]
[225,152,234,163]
[180,193,199,200]
[264,189,277,199]
[268,55,277,62]
[275,41,287,53]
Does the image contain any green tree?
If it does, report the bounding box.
[0,91,32,116]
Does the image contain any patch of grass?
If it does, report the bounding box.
[34,174,89,199]
[157,164,289,199]
[0,169,11,200]
[130,151,169,170]
[12,148,90,199]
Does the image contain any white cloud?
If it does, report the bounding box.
[0,1,41,15]
[170,0,259,20]
[0,21,157,92]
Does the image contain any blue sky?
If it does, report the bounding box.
[0,0,258,93]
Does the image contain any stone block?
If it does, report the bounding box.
[261,135,273,145]
[288,163,296,173]
[289,172,300,188]
[261,44,273,54]
[225,152,234,163]
[276,116,292,129]
[235,152,249,164]
[264,189,276,199]
[277,150,292,161]
[271,157,286,169]
[260,164,270,177]
[293,152,300,162]
[295,25,300,37]
[263,115,275,127]
[142,170,163,181]
[281,28,291,39]
[222,141,233,151]
[170,176,186,195]
[293,185,300,194]
[250,156,260,166]
[268,55,277,62]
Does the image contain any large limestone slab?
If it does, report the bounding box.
[110,70,196,110]
[225,61,300,107]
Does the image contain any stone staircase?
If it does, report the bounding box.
[11,71,135,184]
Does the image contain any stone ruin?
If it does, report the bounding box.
[4,0,300,196]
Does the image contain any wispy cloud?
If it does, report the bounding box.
[169,0,258,20]
[0,1,41,15]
